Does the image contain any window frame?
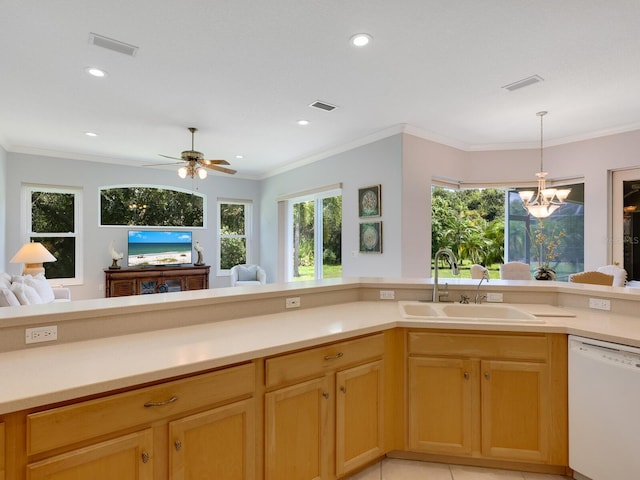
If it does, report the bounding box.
[98,184,206,228]
[217,198,253,276]
[285,186,342,282]
[21,184,83,284]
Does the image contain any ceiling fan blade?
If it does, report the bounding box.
[159,154,183,161]
[203,164,237,175]
[201,159,231,166]
[145,161,181,167]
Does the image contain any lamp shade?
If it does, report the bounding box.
[10,242,57,276]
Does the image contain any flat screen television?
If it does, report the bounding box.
[127,230,192,267]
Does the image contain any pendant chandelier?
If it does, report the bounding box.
[519,111,571,218]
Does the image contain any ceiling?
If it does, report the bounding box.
[2,1,640,179]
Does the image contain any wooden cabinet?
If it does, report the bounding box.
[407,331,567,466]
[104,265,209,297]
[27,430,153,480]
[25,363,255,480]
[264,334,385,480]
[0,422,5,480]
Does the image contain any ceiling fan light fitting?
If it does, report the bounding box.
[178,166,188,178]
[197,168,207,179]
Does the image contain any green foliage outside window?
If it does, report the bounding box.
[219,203,248,270]
[100,187,204,226]
[30,191,76,279]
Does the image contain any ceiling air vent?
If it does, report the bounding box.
[501,75,544,92]
[309,100,338,112]
[89,33,139,57]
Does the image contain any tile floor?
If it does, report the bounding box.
[347,458,572,480]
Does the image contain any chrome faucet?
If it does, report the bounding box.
[475,267,490,304]
[432,248,459,302]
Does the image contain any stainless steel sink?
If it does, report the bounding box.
[398,301,544,323]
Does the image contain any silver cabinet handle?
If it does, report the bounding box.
[174,440,182,451]
[464,372,470,380]
[144,395,178,407]
[322,391,330,399]
[141,451,150,463]
[324,352,344,361]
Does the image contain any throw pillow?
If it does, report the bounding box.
[10,282,43,305]
[0,287,20,307]
[0,273,11,289]
[237,265,258,281]
[25,275,55,303]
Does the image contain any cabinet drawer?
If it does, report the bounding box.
[408,332,548,361]
[265,334,384,388]
[27,363,254,456]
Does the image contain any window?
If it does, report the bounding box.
[218,200,252,272]
[22,185,82,282]
[288,189,342,281]
[431,182,584,281]
[507,183,584,281]
[100,185,205,227]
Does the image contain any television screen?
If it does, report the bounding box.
[127,230,192,267]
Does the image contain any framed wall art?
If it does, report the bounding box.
[358,184,381,217]
[359,221,382,253]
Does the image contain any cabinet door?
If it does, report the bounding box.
[169,398,255,480]
[408,357,473,455]
[0,422,5,480]
[265,376,330,480]
[481,360,550,462]
[335,360,384,477]
[27,429,153,480]
[109,278,137,297]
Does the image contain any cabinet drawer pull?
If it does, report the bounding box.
[144,395,178,407]
[324,352,344,361]
[322,391,330,399]
[141,451,150,463]
[174,440,182,451]
[340,385,347,393]
[484,372,491,380]
[463,372,470,380]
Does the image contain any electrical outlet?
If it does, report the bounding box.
[25,325,58,344]
[379,290,395,300]
[589,298,611,311]
[285,297,301,308]
[486,292,503,303]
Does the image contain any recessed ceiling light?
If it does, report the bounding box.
[235,155,244,159]
[85,67,107,78]
[297,120,310,126]
[350,33,372,47]
[84,131,98,137]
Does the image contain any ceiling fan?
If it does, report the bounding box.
[160,127,236,179]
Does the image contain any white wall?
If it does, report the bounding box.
[5,152,261,298]
[260,135,403,280]
[0,144,6,273]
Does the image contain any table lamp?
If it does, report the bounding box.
[10,241,57,276]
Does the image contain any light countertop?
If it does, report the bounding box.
[2,300,640,415]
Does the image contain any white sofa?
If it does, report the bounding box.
[0,272,71,307]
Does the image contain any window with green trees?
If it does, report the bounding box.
[218,200,252,271]
[100,186,204,227]
[431,183,584,280]
[432,187,505,274]
[23,185,82,281]
[290,192,342,281]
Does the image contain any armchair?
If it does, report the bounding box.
[229,264,266,286]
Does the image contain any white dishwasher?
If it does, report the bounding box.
[568,335,640,480]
